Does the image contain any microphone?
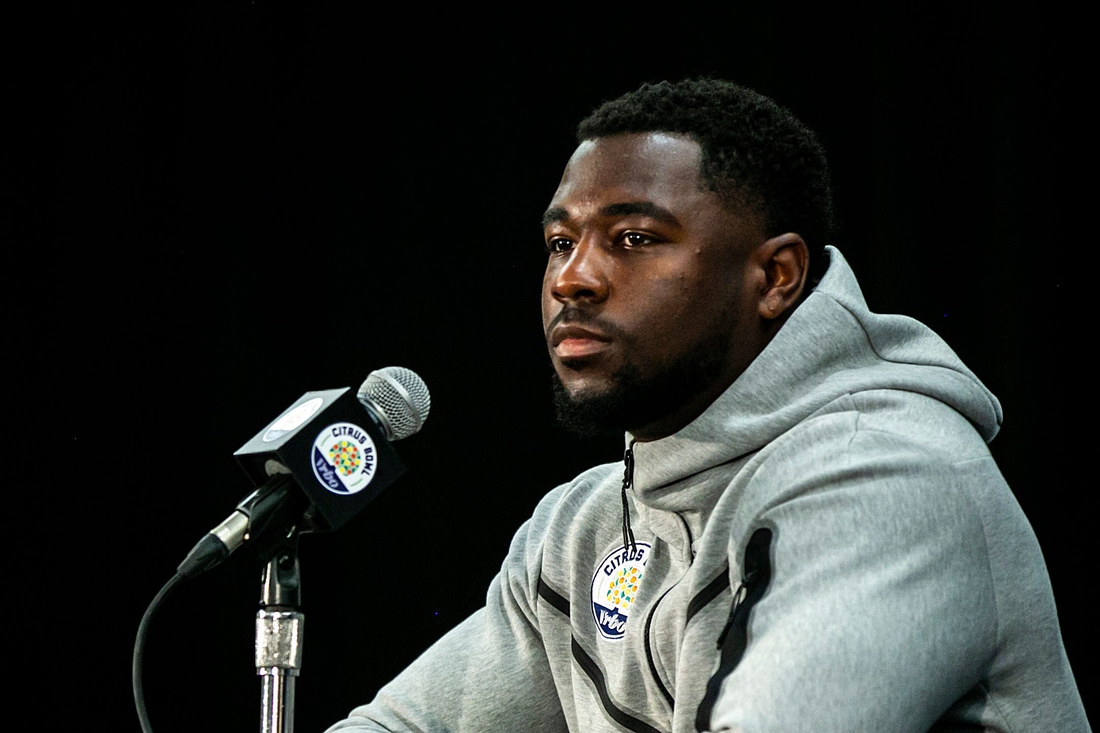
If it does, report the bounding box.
[357,366,431,441]
[177,367,430,578]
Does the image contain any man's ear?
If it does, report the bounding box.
[757,233,809,321]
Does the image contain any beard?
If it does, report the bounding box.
[551,322,736,438]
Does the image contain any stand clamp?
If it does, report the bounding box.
[256,543,303,733]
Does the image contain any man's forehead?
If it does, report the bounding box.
[562,132,702,181]
[547,132,707,214]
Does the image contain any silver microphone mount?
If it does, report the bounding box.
[134,367,430,733]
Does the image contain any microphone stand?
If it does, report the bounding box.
[256,534,304,733]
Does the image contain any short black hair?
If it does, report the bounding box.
[577,79,834,284]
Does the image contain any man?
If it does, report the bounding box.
[329,80,1087,732]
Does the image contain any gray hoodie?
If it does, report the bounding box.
[328,247,1088,732]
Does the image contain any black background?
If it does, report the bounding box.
[12,4,1091,730]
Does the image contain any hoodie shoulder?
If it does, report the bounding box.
[806,247,1003,441]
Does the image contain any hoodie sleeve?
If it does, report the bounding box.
[325,490,569,733]
[704,396,1087,732]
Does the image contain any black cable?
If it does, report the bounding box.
[133,572,184,733]
[132,476,303,731]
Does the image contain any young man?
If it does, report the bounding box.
[328,80,1087,732]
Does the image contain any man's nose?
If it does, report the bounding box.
[550,239,610,304]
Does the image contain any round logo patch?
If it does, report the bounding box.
[310,422,377,494]
[590,542,651,641]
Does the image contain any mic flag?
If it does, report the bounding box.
[234,387,406,532]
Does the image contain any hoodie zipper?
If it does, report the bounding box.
[695,528,773,732]
[643,585,676,710]
[715,528,770,650]
[715,579,750,648]
[627,440,678,712]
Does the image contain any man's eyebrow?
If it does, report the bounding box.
[540,202,681,229]
[601,202,681,227]
[541,207,569,228]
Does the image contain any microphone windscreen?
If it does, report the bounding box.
[357,367,431,441]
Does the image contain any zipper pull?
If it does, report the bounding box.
[715,529,769,649]
[716,581,748,649]
[621,440,637,553]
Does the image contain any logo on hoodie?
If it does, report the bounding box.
[590,542,651,640]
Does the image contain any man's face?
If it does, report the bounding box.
[541,132,765,439]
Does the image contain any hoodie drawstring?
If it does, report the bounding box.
[621,439,637,553]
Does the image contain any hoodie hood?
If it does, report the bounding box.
[628,246,1002,509]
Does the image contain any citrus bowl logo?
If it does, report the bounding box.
[311,422,377,494]
[590,542,651,641]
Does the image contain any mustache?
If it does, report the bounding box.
[545,307,629,343]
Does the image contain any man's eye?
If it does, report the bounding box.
[546,237,574,254]
[622,232,655,247]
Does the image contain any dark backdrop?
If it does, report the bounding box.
[13,5,1090,729]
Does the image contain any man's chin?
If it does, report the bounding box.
[551,374,631,438]
[550,331,734,440]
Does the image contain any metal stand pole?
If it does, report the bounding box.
[256,540,303,733]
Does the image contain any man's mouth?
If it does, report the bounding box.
[556,337,609,359]
[550,324,612,360]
